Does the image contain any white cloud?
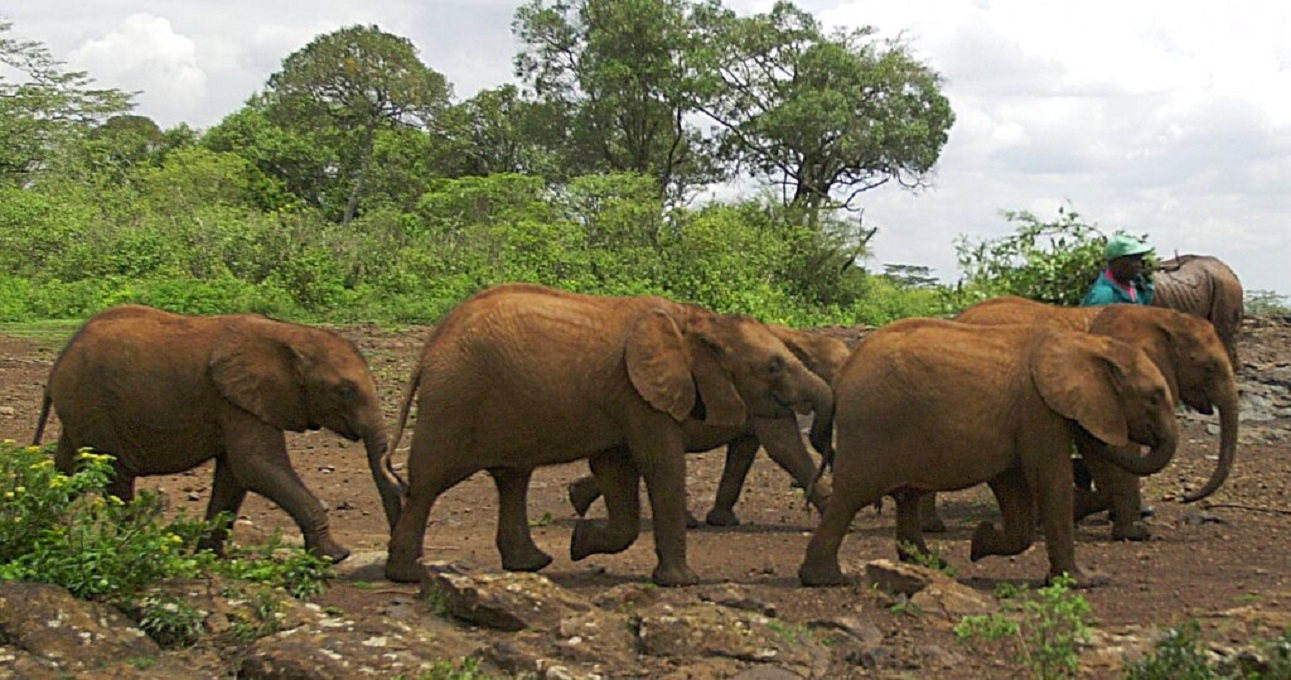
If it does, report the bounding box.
[66,14,206,127]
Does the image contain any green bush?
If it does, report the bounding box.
[955,207,1147,307]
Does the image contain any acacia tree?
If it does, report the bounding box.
[513,0,718,201]
[0,20,132,186]
[690,1,954,215]
[264,24,450,225]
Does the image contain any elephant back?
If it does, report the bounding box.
[1151,254,1243,365]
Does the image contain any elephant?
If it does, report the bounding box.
[32,304,405,563]
[917,296,1239,540]
[1151,254,1244,367]
[566,324,851,527]
[798,318,1179,587]
[384,283,834,587]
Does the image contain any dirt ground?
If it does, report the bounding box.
[1,317,1288,677]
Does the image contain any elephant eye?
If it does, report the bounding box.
[767,355,785,376]
[1148,388,1165,406]
[337,382,358,400]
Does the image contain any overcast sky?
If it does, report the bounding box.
[6,1,1290,295]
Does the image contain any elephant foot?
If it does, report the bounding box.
[570,519,636,561]
[705,507,740,527]
[798,560,854,587]
[196,534,228,557]
[501,547,554,572]
[568,478,599,517]
[921,515,948,534]
[970,521,1006,562]
[651,563,700,587]
[1111,521,1152,542]
[686,511,701,529]
[309,537,351,564]
[385,552,424,583]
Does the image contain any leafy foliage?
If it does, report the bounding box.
[954,575,1092,680]
[954,206,1151,307]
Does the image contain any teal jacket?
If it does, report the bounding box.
[1081,270,1154,306]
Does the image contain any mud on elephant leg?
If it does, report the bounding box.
[490,467,554,572]
[570,451,642,561]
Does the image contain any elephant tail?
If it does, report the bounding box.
[388,362,423,459]
[32,390,53,446]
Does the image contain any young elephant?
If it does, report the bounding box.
[33,305,405,563]
[566,325,851,527]
[798,318,1179,587]
[385,284,835,586]
[919,297,1239,541]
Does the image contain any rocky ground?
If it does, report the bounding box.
[0,315,1288,678]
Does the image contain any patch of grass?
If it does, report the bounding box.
[0,319,80,347]
[138,594,205,648]
[528,511,554,528]
[954,574,1091,679]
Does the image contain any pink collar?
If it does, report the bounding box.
[1105,268,1138,302]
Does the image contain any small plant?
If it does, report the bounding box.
[218,532,333,599]
[138,594,205,648]
[954,575,1092,679]
[766,619,811,644]
[228,587,286,644]
[887,595,922,617]
[528,511,554,528]
[897,540,957,577]
[1124,619,1216,680]
[413,656,492,679]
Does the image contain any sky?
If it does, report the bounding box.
[5,1,1290,295]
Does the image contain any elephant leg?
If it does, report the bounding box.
[751,418,831,516]
[223,427,348,564]
[707,435,759,526]
[628,421,697,587]
[799,453,882,587]
[918,492,947,533]
[490,467,553,572]
[970,469,1036,561]
[567,474,602,517]
[894,489,945,567]
[386,461,477,583]
[197,457,248,556]
[571,450,641,560]
[1087,453,1150,541]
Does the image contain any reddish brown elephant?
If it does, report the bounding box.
[799,319,1179,587]
[918,296,1239,541]
[33,304,404,563]
[566,324,851,527]
[385,284,835,586]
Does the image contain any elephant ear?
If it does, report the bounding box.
[682,314,746,429]
[625,309,697,422]
[209,325,311,432]
[1029,332,1131,447]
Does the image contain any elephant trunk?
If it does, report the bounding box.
[1182,385,1239,502]
[1100,417,1179,476]
[365,430,406,531]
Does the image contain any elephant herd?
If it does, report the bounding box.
[31,273,1241,589]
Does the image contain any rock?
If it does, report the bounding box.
[420,562,593,632]
[911,581,996,619]
[637,602,831,676]
[864,559,942,597]
[697,583,778,617]
[0,581,158,674]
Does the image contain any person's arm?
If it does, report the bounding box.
[1081,283,1116,307]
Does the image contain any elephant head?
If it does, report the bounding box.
[209,321,405,529]
[1031,332,1179,476]
[626,309,834,429]
[1090,306,1239,502]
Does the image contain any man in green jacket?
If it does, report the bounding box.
[1082,233,1155,306]
[1077,232,1156,519]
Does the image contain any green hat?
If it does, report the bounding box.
[1105,234,1152,261]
